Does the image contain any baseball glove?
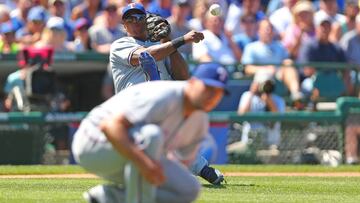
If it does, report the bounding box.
[146,13,171,42]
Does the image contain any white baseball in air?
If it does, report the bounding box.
[209,4,222,16]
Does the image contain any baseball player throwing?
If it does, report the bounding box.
[72,63,228,203]
[110,2,224,186]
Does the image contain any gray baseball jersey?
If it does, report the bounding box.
[84,80,208,159]
[110,37,173,93]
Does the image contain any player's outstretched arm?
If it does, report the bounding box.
[100,114,165,186]
[130,31,204,66]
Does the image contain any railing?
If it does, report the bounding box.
[0,112,87,124]
[1,52,360,111]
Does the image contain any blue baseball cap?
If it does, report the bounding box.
[193,63,229,91]
[1,22,16,34]
[122,3,146,20]
[27,6,47,22]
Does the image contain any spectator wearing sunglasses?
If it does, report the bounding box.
[88,4,126,53]
[233,14,259,52]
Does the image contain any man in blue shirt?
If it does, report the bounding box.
[233,14,259,51]
[300,16,349,100]
[242,19,303,102]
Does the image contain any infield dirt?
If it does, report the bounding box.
[1,172,360,179]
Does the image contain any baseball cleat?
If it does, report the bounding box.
[83,191,99,203]
[200,165,225,185]
[212,168,225,185]
[83,184,124,203]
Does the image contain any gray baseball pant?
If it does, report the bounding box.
[72,120,200,203]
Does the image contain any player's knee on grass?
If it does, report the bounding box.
[179,176,201,203]
[156,178,200,203]
[156,158,201,203]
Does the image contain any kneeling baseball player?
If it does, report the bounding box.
[72,63,228,203]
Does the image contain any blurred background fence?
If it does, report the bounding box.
[0,97,358,165]
[227,112,343,165]
[1,53,360,165]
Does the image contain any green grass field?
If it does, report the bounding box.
[0,165,359,203]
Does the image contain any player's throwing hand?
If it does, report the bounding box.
[184,30,204,43]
